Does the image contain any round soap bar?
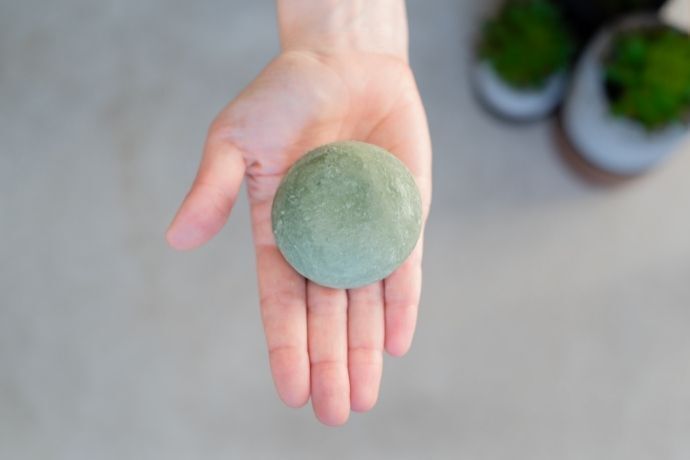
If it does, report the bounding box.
[271,141,422,289]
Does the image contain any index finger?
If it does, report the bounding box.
[252,198,310,408]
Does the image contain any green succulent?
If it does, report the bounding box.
[605,26,690,131]
[480,0,576,89]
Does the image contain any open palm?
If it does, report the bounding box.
[167,50,431,426]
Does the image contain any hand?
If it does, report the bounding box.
[166,1,431,426]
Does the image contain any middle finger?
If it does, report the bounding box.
[307,282,350,426]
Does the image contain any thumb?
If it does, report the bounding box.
[166,122,246,250]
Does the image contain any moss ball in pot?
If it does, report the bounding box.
[563,15,690,175]
[474,0,576,120]
[271,141,423,289]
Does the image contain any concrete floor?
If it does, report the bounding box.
[2,0,690,458]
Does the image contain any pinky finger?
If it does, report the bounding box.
[384,237,423,357]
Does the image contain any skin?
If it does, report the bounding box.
[166,0,432,426]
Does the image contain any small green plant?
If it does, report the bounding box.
[480,0,576,89]
[605,26,690,131]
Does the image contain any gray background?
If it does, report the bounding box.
[2,0,689,458]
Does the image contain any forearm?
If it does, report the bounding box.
[276,0,409,61]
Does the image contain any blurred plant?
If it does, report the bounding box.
[479,0,576,89]
[605,26,690,130]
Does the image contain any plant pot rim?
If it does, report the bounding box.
[477,58,567,92]
[472,60,568,122]
[594,13,663,62]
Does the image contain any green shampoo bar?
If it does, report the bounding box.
[271,141,422,289]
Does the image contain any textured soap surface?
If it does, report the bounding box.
[271,141,423,289]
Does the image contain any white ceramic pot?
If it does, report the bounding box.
[473,60,567,121]
[563,16,689,175]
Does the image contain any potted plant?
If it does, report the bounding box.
[562,15,690,175]
[474,0,577,120]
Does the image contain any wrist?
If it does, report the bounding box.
[277,0,408,61]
